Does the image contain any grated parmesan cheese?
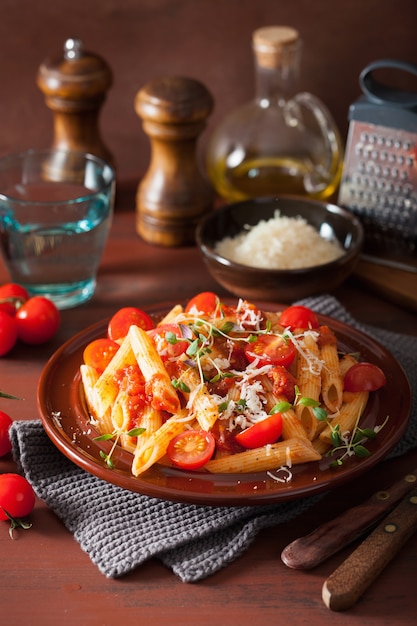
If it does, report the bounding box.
[215,211,344,270]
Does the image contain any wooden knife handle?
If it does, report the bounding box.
[322,488,417,611]
[281,472,416,569]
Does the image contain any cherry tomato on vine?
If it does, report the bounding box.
[244,333,296,368]
[344,362,387,392]
[108,307,154,341]
[0,311,18,356]
[0,411,13,457]
[279,305,319,331]
[0,283,29,316]
[15,296,60,345]
[235,413,283,449]
[185,292,220,316]
[167,430,215,470]
[0,473,35,521]
[83,338,120,372]
[148,323,190,359]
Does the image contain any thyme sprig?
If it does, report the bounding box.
[94,427,145,468]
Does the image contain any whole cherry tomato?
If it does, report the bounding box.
[279,305,319,331]
[0,411,13,456]
[0,283,29,316]
[344,362,387,392]
[185,292,220,316]
[0,311,18,356]
[0,473,35,521]
[108,307,154,341]
[15,296,60,345]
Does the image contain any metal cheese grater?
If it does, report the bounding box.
[338,59,417,268]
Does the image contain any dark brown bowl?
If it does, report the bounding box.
[196,196,364,303]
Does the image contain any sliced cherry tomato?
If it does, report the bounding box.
[108,307,154,341]
[0,283,29,316]
[0,311,18,356]
[185,292,220,316]
[0,411,13,457]
[235,413,283,449]
[148,323,190,359]
[244,333,296,368]
[83,338,120,372]
[0,473,35,521]
[15,296,60,345]
[344,362,387,392]
[279,305,319,331]
[167,430,215,470]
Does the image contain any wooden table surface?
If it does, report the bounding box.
[1,182,416,625]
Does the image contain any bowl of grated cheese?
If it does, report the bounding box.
[196,196,364,302]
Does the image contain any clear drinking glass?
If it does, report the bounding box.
[0,149,115,309]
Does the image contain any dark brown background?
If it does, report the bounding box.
[1,0,416,182]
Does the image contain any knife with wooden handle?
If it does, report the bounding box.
[322,487,417,611]
[281,470,417,569]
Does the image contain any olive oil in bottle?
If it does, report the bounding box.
[206,26,343,202]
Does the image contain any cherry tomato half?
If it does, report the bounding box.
[15,297,60,345]
[0,473,35,521]
[108,307,155,342]
[148,323,190,359]
[279,305,319,331]
[167,430,215,470]
[343,362,387,392]
[235,413,283,449]
[185,292,220,316]
[0,411,13,457]
[0,311,18,356]
[83,338,120,372]
[0,283,29,316]
[244,333,296,368]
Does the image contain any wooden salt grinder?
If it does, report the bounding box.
[37,38,114,167]
[135,77,214,246]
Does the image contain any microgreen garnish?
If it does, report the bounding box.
[94,427,146,468]
[288,389,388,466]
[269,401,292,415]
[172,378,191,393]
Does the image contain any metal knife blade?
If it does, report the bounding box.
[281,469,417,570]
[322,487,417,611]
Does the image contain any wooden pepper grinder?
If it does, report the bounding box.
[37,38,114,167]
[135,77,214,246]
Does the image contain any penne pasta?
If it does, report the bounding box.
[93,334,137,416]
[319,390,369,445]
[205,437,321,473]
[128,325,180,414]
[132,411,190,476]
[178,366,220,431]
[80,364,114,434]
[294,332,322,440]
[320,342,343,413]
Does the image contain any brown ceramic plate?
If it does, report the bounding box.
[37,301,411,507]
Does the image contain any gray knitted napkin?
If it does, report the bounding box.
[10,296,417,582]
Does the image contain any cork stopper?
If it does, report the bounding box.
[252,26,300,69]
